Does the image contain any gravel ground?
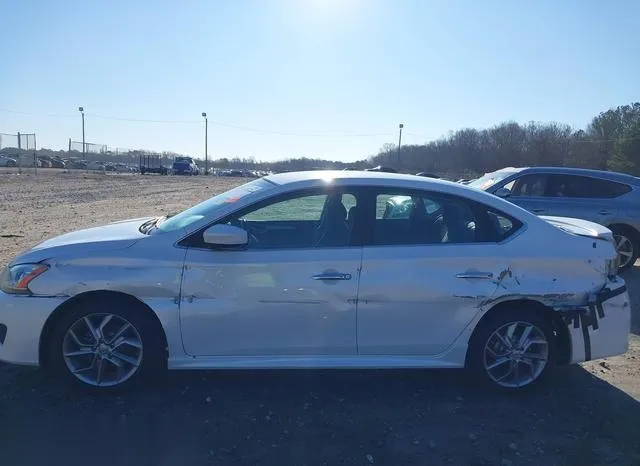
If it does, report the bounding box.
[0,170,638,466]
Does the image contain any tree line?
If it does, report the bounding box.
[211,102,640,177]
[6,102,637,176]
[370,102,640,177]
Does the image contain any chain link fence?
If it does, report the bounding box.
[0,132,37,173]
[69,140,108,156]
[66,140,176,173]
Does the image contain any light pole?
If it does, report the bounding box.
[202,112,208,174]
[397,123,404,169]
[79,107,85,159]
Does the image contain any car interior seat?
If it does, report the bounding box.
[442,203,474,243]
[314,195,349,247]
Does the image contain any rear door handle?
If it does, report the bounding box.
[456,272,494,280]
[599,210,613,216]
[312,273,352,281]
[531,208,546,214]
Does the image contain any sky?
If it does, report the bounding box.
[1,0,638,162]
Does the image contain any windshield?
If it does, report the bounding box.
[468,169,520,191]
[155,178,275,233]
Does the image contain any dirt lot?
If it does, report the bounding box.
[0,170,638,466]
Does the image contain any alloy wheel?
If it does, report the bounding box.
[613,234,635,270]
[483,321,549,388]
[62,313,143,387]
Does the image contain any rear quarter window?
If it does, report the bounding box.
[486,210,523,241]
[592,179,632,198]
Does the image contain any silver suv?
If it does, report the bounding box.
[469,167,640,271]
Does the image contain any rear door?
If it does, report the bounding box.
[538,174,625,225]
[356,188,520,356]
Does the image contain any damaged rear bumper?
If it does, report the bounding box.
[561,279,631,364]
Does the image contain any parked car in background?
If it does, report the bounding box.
[172,156,199,175]
[221,169,244,177]
[70,160,88,170]
[470,167,640,270]
[0,171,629,392]
[37,158,52,168]
[37,155,65,169]
[86,160,105,171]
[113,163,134,173]
[49,157,66,169]
[0,155,17,167]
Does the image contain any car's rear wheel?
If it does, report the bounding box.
[49,296,165,391]
[468,309,555,390]
[610,226,638,272]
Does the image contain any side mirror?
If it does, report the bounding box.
[494,187,511,198]
[203,224,248,247]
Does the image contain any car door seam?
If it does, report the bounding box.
[355,246,363,353]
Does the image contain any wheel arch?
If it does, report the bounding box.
[465,298,571,368]
[607,222,640,242]
[39,290,168,369]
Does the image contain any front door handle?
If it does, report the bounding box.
[312,273,352,281]
[531,208,546,214]
[599,209,613,216]
[456,272,494,280]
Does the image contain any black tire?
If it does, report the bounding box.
[609,225,638,272]
[48,295,166,392]
[467,308,556,391]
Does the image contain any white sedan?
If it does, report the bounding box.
[0,171,631,391]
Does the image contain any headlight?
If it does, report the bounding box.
[0,264,49,294]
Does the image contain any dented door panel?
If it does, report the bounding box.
[357,243,509,355]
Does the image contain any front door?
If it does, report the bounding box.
[179,189,362,356]
[356,189,517,355]
[502,174,549,215]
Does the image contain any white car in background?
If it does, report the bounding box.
[0,171,630,392]
[0,155,17,167]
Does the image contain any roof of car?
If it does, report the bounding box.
[264,170,453,186]
[499,166,640,185]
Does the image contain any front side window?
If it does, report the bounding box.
[225,191,357,249]
[510,174,548,197]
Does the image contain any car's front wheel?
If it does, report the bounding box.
[468,308,555,390]
[49,296,165,391]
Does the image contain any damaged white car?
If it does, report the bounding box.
[0,171,631,391]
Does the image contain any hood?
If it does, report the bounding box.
[540,216,614,242]
[9,217,154,265]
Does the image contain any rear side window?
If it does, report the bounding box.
[372,191,522,245]
[545,175,631,198]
